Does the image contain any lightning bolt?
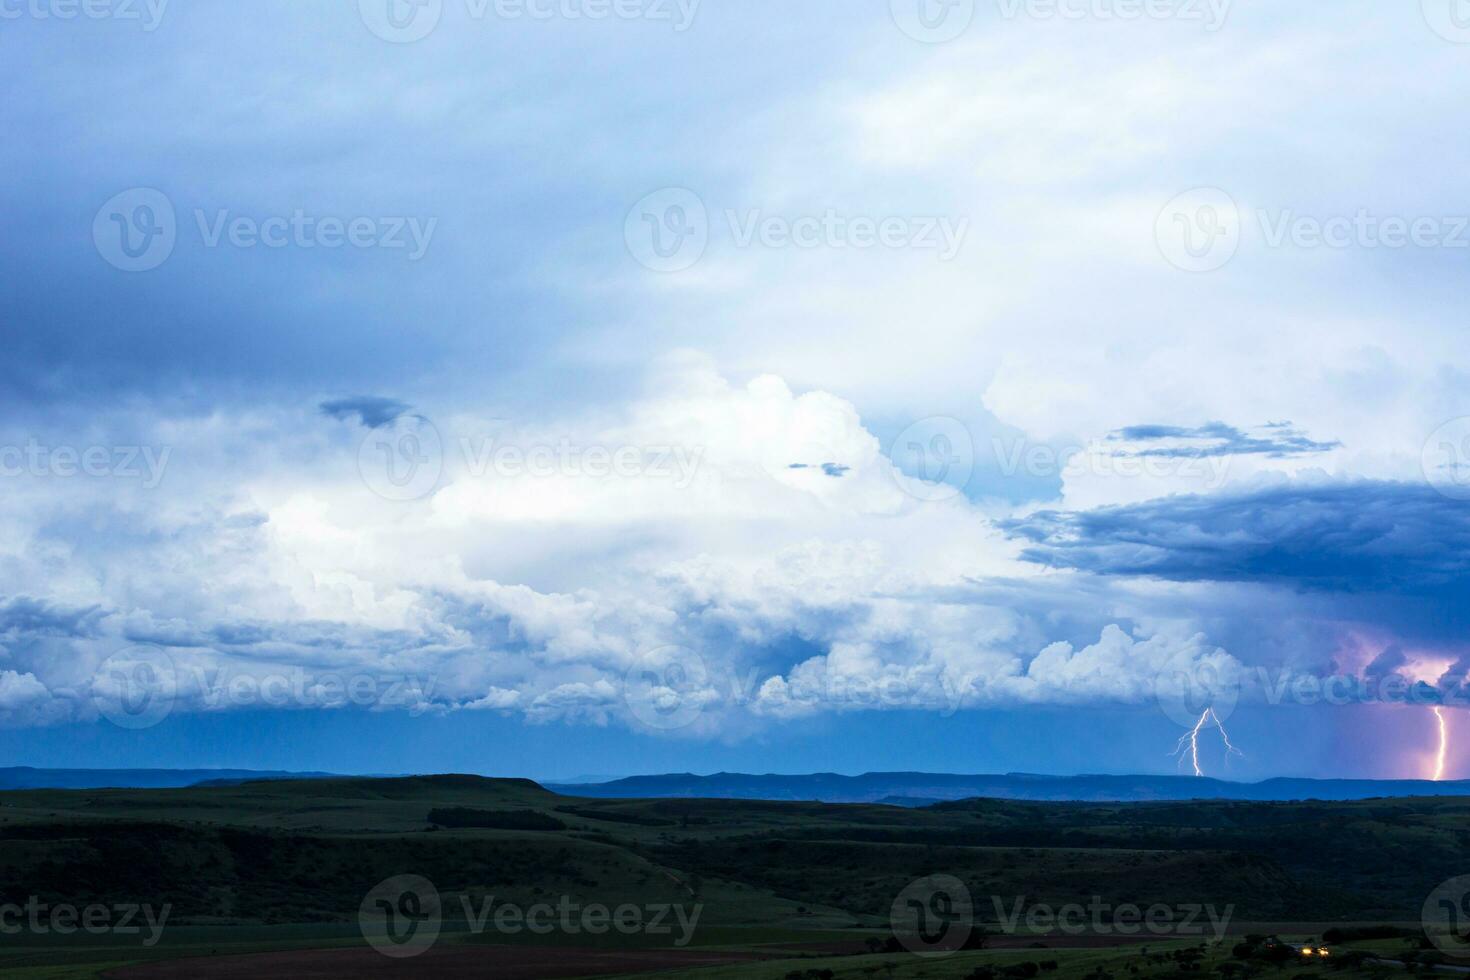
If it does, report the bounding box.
[1432,706,1449,782]
[1171,708,1243,777]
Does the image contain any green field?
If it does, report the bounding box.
[0,776,1463,977]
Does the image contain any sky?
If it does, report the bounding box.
[2,0,1470,782]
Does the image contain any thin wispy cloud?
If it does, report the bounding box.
[1108,422,1341,459]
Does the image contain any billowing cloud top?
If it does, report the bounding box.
[2,1,1468,778]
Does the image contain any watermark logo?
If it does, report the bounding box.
[1155,660,1243,775]
[360,0,698,42]
[95,661,439,723]
[1423,0,1470,43]
[891,0,975,43]
[189,667,439,714]
[93,188,437,272]
[1160,190,1470,273]
[623,645,710,731]
[890,875,974,956]
[1423,417,1470,501]
[91,644,177,730]
[359,877,702,957]
[94,188,176,273]
[626,188,709,273]
[1154,659,1238,730]
[1424,875,1470,958]
[360,875,443,958]
[359,0,443,42]
[1156,187,1240,273]
[358,414,444,502]
[890,417,974,502]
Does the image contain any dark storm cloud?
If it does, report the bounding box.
[1108,421,1340,459]
[788,463,852,477]
[123,611,460,662]
[1003,481,1470,594]
[319,396,410,428]
[0,2,847,418]
[1364,644,1408,680]
[0,596,107,639]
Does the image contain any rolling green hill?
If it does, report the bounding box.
[0,776,1459,976]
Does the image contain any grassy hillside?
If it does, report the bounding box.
[0,776,1459,976]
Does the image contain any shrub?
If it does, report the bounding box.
[425,808,567,831]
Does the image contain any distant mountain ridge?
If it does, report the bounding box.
[7,768,1466,803]
[0,767,338,791]
[547,771,1470,804]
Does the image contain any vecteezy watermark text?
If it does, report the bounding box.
[359,875,701,958]
[1257,668,1464,708]
[194,210,436,260]
[91,646,441,730]
[457,895,701,944]
[888,876,1231,959]
[0,899,170,946]
[93,188,437,272]
[626,189,969,272]
[188,666,438,715]
[1157,188,1470,272]
[890,0,1229,43]
[0,441,170,488]
[1256,209,1470,251]
[0,0,167,29]
[996,0,1230,29]
[459,436,703,485]
[990,436,1232,487]
[991,895,1233,940]
[359,0,700,43]
[725,209,968,260]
